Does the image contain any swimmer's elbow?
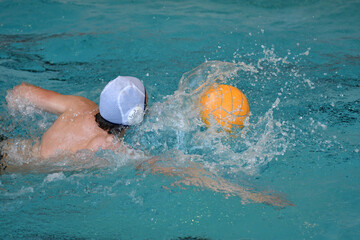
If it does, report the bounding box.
[6,83,25,109]
[13,82,32,94]
[9,82,35,100]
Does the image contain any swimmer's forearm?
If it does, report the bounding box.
[172,170,294,207]
[210,177,294,207]
[7,82,70,115]
[137,159,293,207]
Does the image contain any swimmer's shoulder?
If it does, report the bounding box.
[86,133,116,152]
[64,95,97,112]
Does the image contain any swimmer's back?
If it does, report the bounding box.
[8,83,114,158]
[40,96,113,158]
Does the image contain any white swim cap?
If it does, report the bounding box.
[99,76,146,125]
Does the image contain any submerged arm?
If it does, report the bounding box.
[137,158,293,208]
[172,166,293,207]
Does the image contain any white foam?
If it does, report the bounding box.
[6,89,42,117]
[3,186,34,197]
[128,190,143,205]
[43,172,66,183]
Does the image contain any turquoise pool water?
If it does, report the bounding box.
[0,0,359,239]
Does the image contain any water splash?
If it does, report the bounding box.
[43,172,66,184]
[130,60,291,175]
[222,98,288,175]
[1,48,307,177]
[5,88,43,117]
[178,60,258,95]
[2,88,54,138]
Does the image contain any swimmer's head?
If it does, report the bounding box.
[99,76,147,125]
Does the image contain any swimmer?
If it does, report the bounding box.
[1,77,293,207]
[1,76,148,166]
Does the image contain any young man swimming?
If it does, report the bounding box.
[0,77,293,207]
[0,76,147,169]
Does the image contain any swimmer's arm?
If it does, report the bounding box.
[137,159,293,208]
[172,170,294,208]
[7,82,88,115]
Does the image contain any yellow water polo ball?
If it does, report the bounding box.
[200,84,249,130]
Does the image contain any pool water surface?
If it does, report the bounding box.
[0,0,359,239]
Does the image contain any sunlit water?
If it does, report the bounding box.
[0,0,359,239]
